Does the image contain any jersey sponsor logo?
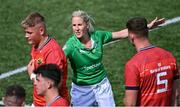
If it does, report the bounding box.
[83,62,101,71]
[150,64,171,74]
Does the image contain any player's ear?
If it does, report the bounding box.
[129,31,134,38]
[37,24,45,36]
[131,33,135,39]
[2,96,7,106]
[87,25,89,29]
[39,27,45,35]
[21,101,25,107]
[2,97,5,103]
[47,80,53,89]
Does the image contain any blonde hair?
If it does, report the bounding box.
[21,12,46,29]
[72,10,95,33]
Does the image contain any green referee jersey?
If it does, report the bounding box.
[63,31,112,85]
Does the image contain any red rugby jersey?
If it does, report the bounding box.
[47,96,69,107]
[31,38,69,106]
[125,46,179,106]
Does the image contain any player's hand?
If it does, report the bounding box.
[148,17,165,29]
[27,59,35,76]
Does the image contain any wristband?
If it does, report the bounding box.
[30,73,36,80]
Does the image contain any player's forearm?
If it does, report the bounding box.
[123,90,138,106]
[172,80,179,106]
[147,17,165,29]
[112,29,128,40]
[123,98,136,107]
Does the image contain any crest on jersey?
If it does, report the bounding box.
[37,57,43,65]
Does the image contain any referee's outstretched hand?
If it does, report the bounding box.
[148,17,165,29]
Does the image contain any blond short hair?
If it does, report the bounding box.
[21,12,46,29]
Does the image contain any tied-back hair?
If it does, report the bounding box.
[126,17,149,38]
[21,12,46,29]
[72,10,95,33]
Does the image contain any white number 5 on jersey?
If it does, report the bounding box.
[157,71,168,93]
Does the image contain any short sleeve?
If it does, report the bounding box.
[125,62,140,90]
[63,43,72,58]
[173,60,179,80]
[95,31,112,44]
[45,48,67,73]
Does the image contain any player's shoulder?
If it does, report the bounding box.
[48,38,62,48]
[63,35,77,51]
[48,38,59,45]
[51,97,69,106]
[44,38,64,53]
[66,35,76,45]
[91,30,111,36]
[126,55,138,66]
[126,52,143,66]
[155,47,175,57]
[93,30,109,34]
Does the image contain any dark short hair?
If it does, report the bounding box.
[5,84,26,101]
[126,17,148,37]
[21,12,45,28]
[34,64,62,87]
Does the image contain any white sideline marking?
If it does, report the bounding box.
[0,16,180,80]
[159,16,180,27]
[0,101,4,105]
[0,101,3,105]
[0,66,27,79]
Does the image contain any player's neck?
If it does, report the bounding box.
[79,33,90,42]
[37,35,49,49]
[45,89,59,105]
[79,33,92,49]
[135,39,151,52]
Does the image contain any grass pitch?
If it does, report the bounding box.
[0,0,180,105]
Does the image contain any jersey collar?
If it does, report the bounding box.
[139,45,155,52]
[73,35,96,51]
[34,37,51,50]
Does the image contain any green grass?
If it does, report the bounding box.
[0,0,180,105]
